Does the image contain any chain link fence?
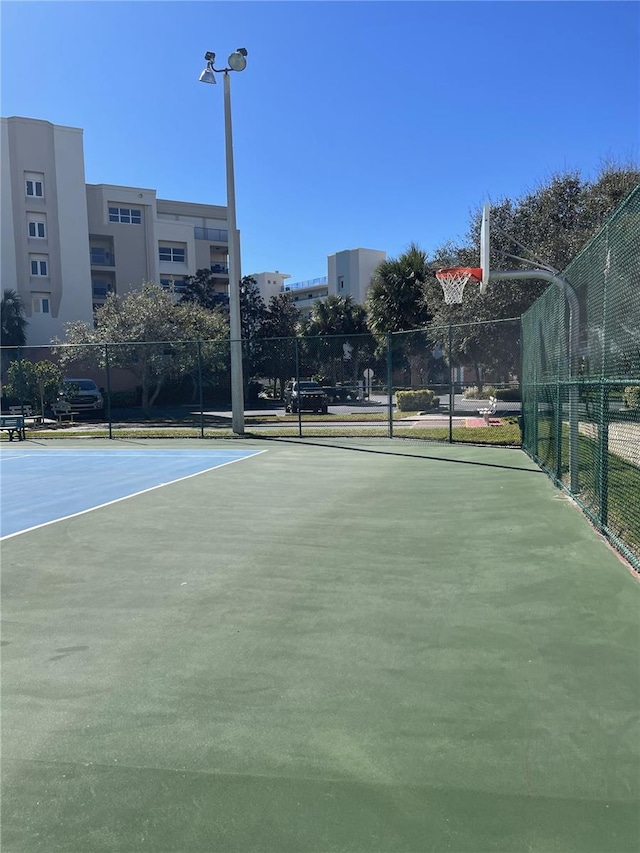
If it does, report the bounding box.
[521,183,640,570]
[1,321,521,445]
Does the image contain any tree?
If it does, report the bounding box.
[429,165,640,384]
[259,294,301,398]
[1,289,28,347]
[302,294,369,337]
[367,244,434,387]
[239,276,266,339]
[178,269,229,311]
[57,283,229,412]
[239,275,267,387]
[5,359,62,415]
[367,244,433,336]
[300,295,373,386]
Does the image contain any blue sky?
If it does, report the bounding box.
[1,1,638,283]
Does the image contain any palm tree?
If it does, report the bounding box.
[1,289,28,347]
[302,295,372,386]
[366,244,432,337]
[305,294,368,337]
[367,244,433,387]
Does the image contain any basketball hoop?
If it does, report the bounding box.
[435,267,483,304]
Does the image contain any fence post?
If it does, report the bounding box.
[386,332,393,438]
[519,318,525,447]
[554,376,562,482]
[295,337,302,438]
[105,343,113,440]
[598,227,610,529]
[598,385,609,530]
[17,348,25,417]
[448,323,454,444]
[197,340,204,439]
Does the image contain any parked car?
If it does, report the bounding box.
[55,378,105,416]
[322,384,361,403]
[284,380,329,414]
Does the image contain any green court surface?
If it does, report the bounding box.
[2,438,639,852]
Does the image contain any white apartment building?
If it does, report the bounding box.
[248,271,292,303]
[252,248,386,316]
[1,117,231,346]
[328,248,386,304]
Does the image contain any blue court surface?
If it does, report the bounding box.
[0,446,264,539]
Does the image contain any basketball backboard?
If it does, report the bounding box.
[480,203,490,294]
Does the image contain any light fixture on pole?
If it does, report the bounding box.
[199,48,248,435]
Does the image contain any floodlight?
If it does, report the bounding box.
[199,64,216,84]
[228,50,247,71]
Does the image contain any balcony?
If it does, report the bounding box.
[195,227,228,242]
[283,276,328,291]
[210,263,229,275]
[92,280,115,301]
[161,278,189,294]
[90,248,116,267]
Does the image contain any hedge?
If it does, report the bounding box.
[623,386,640,410]
[494,387,521,402]
[396,390,439,412]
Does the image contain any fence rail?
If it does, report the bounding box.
[1,320,522,449]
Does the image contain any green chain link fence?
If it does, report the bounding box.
[1,321,522,445]
[521,183,640,570]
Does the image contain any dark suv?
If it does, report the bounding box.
[284,380,328,414]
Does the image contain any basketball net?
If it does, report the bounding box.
[435,267,482,304]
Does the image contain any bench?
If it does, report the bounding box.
[7,405,46,426]
[478,396,498,425]
[51,403,79,425]
[0,414,26,441]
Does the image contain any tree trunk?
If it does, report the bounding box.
[408,354,422,389]
[148,378,164,410]
[474,362,483,393]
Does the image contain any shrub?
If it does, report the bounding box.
[623,386,640,410]
[494,387,521,402]
[396,389,439,411]
[107,389,141,408]
[462,385,497,399]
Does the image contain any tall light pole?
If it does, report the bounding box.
[199,49,247,435]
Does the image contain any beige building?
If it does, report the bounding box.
[86,188,230,310]
[1,116,231,346]
[2,116,387,346]
[1,116,94,345]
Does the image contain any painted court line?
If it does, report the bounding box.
[1,450,267,541]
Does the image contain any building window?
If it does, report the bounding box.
[160,277,188,293]
[25,172,44,198]
[339,276,345,289]
[108,206,142,224]
[159,245,186,263]
[32,293,51,314]
[29,255,48,276]
[28,220,46,238]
